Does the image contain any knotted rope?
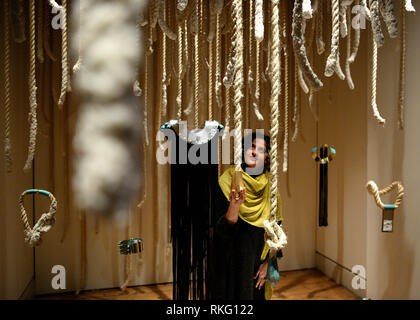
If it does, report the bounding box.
[19,189,58,247]
[23,0,38,172]
[178,0,188,11]
[4,0,12,173]
[264,0,287,258]
[366,180,404,210]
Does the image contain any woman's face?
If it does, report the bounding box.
[244,138,267,169]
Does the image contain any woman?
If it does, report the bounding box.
[210,131,283,300]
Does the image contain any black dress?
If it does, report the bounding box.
[209,168,283,300]
[161,120,223,300]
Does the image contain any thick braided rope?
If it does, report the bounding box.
[176,23,183,120]
[264,0,287,257]
[292,0,323,91]
[19,191,58,247]
[232,0,244,170]
[405,0,416,12]
[325,0,345,80]
[283,10,289,173]
[366,180,404,210]
[4,0,12,173]
[194,0,200,128]
[23,0,38,172]
[56,0,69,108]
[371,39,385,125]
[398,4,406,130]
[369,0,384,47]
[345,7,355,90]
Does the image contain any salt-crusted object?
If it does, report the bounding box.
[72,0,146,222]
[255,0,264,42]
[339,0,353,38]
[302,0,313,19]
[379,0,398,39]
[292,0,323,91]
[369,0,384,47]
[405,0,416,12]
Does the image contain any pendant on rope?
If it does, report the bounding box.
[119,238,144,255]
[312,145,336,227]
[366,180,404,232]
[19,189,58,247]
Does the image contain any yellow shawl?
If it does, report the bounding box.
[218,165,283,228]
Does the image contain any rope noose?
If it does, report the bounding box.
[4,0,12,173]
[366,181,404,210]
[23,0,38,172]
[264,0,287,258]
[398,2,407,130]
[324,0,345,80]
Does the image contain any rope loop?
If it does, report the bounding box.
[366,180,404,210]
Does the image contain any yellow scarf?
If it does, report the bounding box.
[218,165,283,228]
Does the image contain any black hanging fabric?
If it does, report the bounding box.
[161,121,223,300]
[318,146,328,227]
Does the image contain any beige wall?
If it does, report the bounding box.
[366,5,420,300]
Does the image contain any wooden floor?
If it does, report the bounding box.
[35,269,359,300]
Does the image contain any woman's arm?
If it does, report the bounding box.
[225,188,246,224]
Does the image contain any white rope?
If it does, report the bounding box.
[292,62,300,142]
[339,0,354,38]
[325,0,345,80]
[303,0,313,19]
[4,0,12,173]
[398,5,406,130]
[371,39,386,126]
[143,55,150,146]
[255,0,264,42]
[369,0,384,47]
[72,0,145,219]
[23,0,38,172]
[345,8,355,90]
[349,0,361,64]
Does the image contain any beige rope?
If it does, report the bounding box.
[215,3,223,109]
[292,0,323,91]
[178,0,188,11]
[283,9,289,173]
[232,0,244,170]
[144,54,150,146]
[208,40,214,120]
[345,7,355,90]
[292,61,300,142]
[4,0,12,173]
[348,0,361,65]
[371,39,385,126]
[264,0,287,258]
[194,0,200,128]
[19,190,58,247]
[325,0,345,80]
[361,0,372,19]
[398,4,406,130]
[176,23,183,120]
[161,1,168,119]
[366,180,404,210]
[23,0,38,172]
[246,0,255,129]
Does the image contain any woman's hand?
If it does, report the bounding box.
[254,259,268,290]
[225,188,246,224]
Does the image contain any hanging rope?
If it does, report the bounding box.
[325,0,345,80]
[303,0,313,19]
[283,7,289,173]
[371,39,385,126]
[345,7,355,90]
[144,54,150,146]
[19,189,58,247]
[232,0,244,170]
[292,0,323,91]
[158,0,177,40]
[194,0,200,128]
[215,1,223,109]
[398,3,406,130]
[378,0,398,39]
[347,0,361,79]
[161,1,168,119]
[369,0,384,47]
[23,0,38,172]
[176,23,183,120]
[4,0,12,173]
[264,0,287,258]
[292,63,301,142]
[208,41,214,120]
[366,181,404,210]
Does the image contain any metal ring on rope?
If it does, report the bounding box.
[19,189,58,247]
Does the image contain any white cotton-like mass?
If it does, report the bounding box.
[72,0,145,222]
[405,0,416,12]
[302,0,313,19]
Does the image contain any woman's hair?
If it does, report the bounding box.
[241,131,271,172]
